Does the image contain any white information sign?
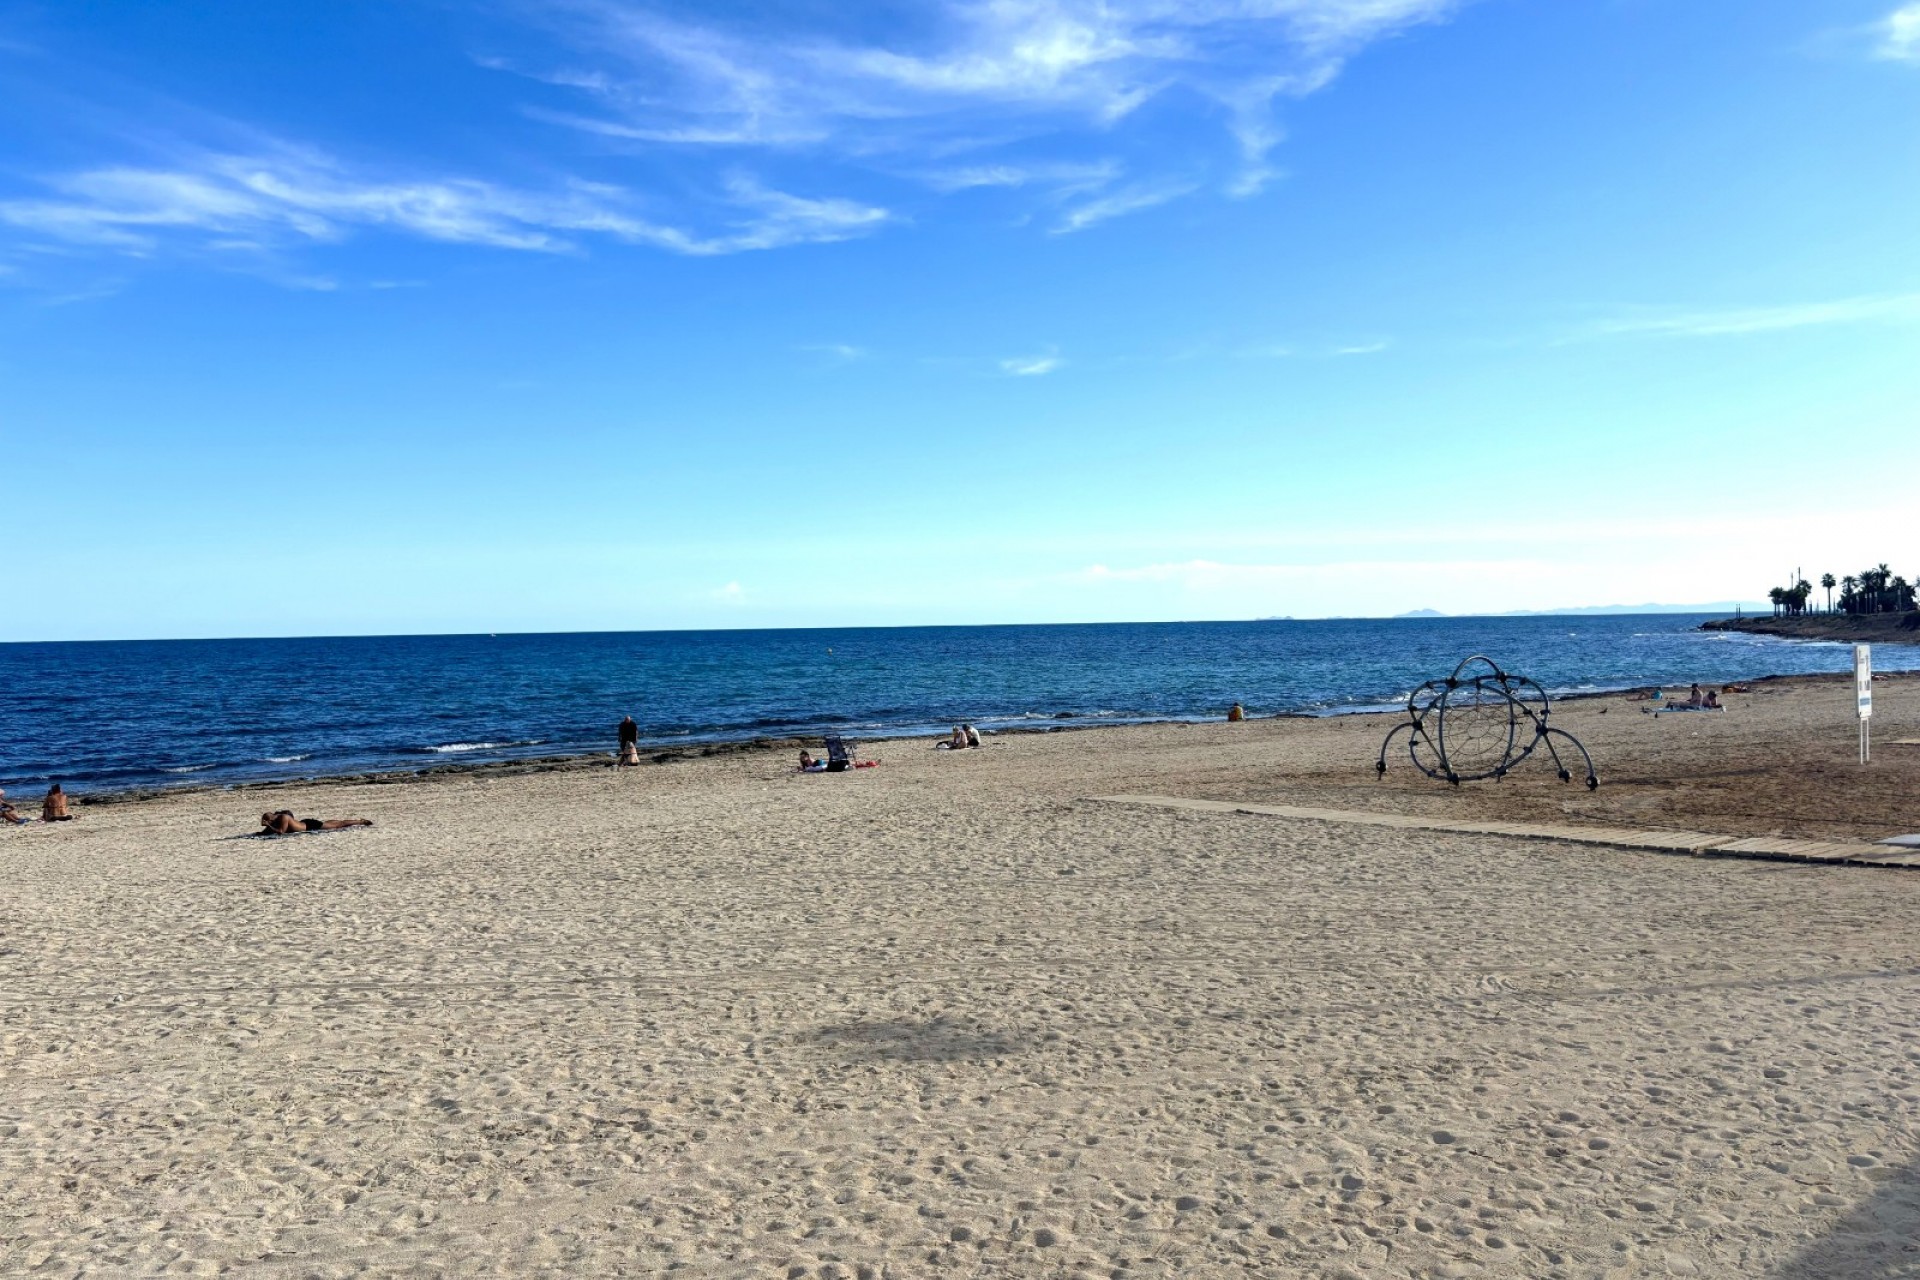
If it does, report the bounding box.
[1856,644,1872,765]
[1856,644,1872,720]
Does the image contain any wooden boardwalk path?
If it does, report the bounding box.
[1090,795,1920,869]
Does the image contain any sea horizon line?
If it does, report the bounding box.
[0,607,1751,648]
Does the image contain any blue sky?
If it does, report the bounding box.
[2,0,1917,640]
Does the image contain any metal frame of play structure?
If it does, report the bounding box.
[1375,654,1598,789]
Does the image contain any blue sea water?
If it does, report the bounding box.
[0,616,1905,795]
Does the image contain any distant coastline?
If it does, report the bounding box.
[1395,603,1748,619]
[1700,613,1920,645]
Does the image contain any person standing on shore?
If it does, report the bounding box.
[618,715,640,767]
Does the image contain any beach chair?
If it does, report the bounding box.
[823,735,856,773]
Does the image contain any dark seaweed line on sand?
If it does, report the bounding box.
[59,669,1897,807]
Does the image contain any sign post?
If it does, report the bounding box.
[1856,644,1872,764]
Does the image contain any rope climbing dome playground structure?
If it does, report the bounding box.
[1376,654,1599,789]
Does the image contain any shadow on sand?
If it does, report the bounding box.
[802,1017,1027,1063]
[1772,1152,1920,1278]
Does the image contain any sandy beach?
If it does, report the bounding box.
[5,674,1920,1277]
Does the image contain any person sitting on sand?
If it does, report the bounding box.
[1703,689,1722,709]
[942,726,969,750]
[1228,702,1245,722]
[42,784,75,822]
[1685,683,1703,708]
[259,810,373,835]
[963,723,982,748]
[0,789,28,826]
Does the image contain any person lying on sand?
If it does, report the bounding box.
[797,752,878,772]
[259,810,374,835]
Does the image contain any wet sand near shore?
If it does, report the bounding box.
[4,674,1919,1276]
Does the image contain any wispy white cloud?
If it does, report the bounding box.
[0,161,559,251]
[36,281,127,307]
[1053,180,1195,233]
[508,0,1463,206]
[3,1,1454,277]
[1878,2,1920,61]
[801,342,869,361]
[0,149,891,262]
[272,272,340,292]
[1233,337,1390,359]
[920,159,1121,195]
[712,174,892,251]
[1001,351,1063,375]
[1592,293,1920,339]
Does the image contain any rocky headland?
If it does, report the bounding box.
[1701,612,1920,644]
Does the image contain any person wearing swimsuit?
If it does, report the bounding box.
[42,784,75,821]
[259,811,373,835]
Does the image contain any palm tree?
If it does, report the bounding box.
[1857,567,1882,613]
[1841,575,1859,614]
[1821,573,1836,614]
